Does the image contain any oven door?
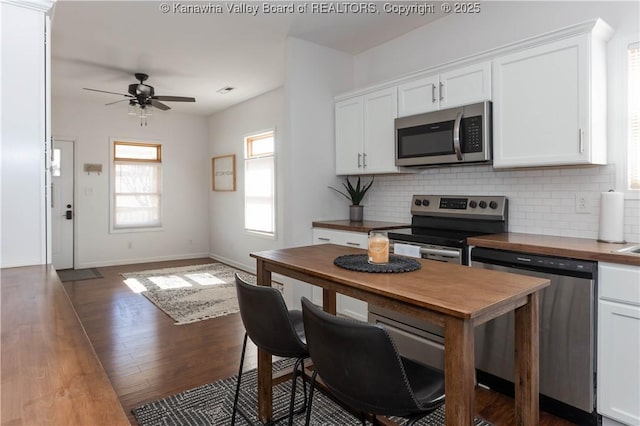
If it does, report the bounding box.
[390,239,462,264]
[369,310,444,371]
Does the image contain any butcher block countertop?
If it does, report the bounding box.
[0,265,130,425]
[312,220,410,233]
[468,233,640,266]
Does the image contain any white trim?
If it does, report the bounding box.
[109,136,165,232]
[2,0,54,13]
[612,34,640,199]
[243,128,277,236]
[337,18,613,101]
[75,252,210,269]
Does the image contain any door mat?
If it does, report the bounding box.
[57,268,103,282]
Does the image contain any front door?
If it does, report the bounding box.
[51,139,74,269]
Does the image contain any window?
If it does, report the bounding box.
[244,131,275,235]
[112,141,162,230]
[628,42,640,191]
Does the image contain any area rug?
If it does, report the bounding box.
[121,263,272,325]
[133,359,493,426]
[57,267,103,282]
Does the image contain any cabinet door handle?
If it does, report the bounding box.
[317,237,330,242]
[439,82,444,101]
[357,153,362,167]
[346,242,361,247]
[578,129,584,154]
[362,152,367,168]
[431,85,437,103]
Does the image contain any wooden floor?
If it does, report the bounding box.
[62,258,576,426]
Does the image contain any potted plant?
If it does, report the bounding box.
[329,176,374,222]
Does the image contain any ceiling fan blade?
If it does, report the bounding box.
[152,96,196,102]
[105,99,132,106]
[83,87,132,97]
[150,100,171,111]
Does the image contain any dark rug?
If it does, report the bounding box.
[56,268,103,282]
[133,359,493,426]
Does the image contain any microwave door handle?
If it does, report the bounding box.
[453,112,463,161]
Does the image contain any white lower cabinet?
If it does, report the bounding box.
[598,262,640,426]
[312,228,368,321]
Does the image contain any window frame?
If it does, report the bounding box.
[625,41,640,194]
[614,36,640,199]
[109,138,164,233]
[243,129,276,238]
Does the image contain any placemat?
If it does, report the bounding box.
[334,254,421,273]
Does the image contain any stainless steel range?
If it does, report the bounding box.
[368,194,508,370]
[386,194,509,265]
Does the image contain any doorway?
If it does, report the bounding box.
[51,139,74,270]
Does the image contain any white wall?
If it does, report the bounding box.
[355,1,640,243]
[283,38,354,307]
[207,39,353,307]
[208,88,286,272]
[52,97,210,268]
[1,3,48,268]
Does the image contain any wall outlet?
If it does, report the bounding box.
[575,193,590,214]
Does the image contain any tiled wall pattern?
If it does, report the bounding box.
[365,164,640,243]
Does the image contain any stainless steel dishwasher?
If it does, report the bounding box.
[471,247,598,426]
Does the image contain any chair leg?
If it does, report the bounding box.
[231,333,248,426]
[304,371,318,426]
[288,357,304,426]
[293,357,309,415]
[300,358,308,412]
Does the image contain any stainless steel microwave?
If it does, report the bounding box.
[395,101,492,167]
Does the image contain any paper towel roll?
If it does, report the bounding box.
[598,191,626,243]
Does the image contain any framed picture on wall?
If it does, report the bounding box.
[212,154,236,191]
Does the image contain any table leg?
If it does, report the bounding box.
[256,261,273,423]
[514,292,540,426]
[444,317,475,426]
[322,288,337,315]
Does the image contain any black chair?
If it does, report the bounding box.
[300,297,445,426]
[232,274,309,426]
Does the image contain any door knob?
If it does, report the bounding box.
[65,210,73,220]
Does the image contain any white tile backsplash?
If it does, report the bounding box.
[364,164,640,243]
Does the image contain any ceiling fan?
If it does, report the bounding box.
[83,73,196,112]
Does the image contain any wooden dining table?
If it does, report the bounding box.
[250,244,550,426]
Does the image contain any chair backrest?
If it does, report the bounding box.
[234,274,306,358]
[301,297,425,416]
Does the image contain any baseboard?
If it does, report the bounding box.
[208,253,255,274]
[75,252,211,269]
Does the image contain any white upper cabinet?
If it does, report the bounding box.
[397,74,440,116]
[335,97,364,175]
[398,62,491,117]
[335,87,399,175]
[492,20,613,168]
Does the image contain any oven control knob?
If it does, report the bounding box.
[489,201,498,209]
[469,200,478,208]
[422,199,430,207]
[414,199,422,206]
[479,201,488,209]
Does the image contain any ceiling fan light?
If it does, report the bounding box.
[128,102,137,115]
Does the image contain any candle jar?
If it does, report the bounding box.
[368,232,389,264]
